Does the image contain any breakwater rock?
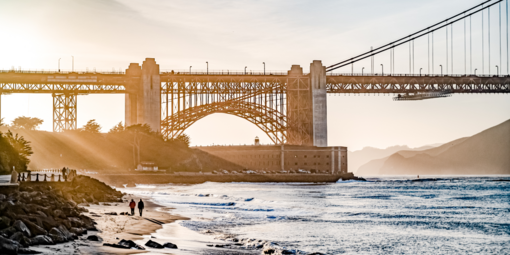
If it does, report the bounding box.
[0,176,123,254]
[92,172,364,187]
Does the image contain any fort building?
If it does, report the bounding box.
[199,144,347,173]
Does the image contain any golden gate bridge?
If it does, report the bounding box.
[0,0,509,147]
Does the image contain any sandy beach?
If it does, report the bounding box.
[30,194,187,255]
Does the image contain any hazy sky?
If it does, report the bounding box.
[0,0,509,150]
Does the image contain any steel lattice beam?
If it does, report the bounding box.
[52,93,77,132]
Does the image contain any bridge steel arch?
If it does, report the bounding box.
[160,75,290,144]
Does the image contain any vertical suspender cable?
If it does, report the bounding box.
[428,30,430,74]
[489,6,491,75]
[371,46,374,74]
[446,25,449,74]
[409,40,411,74]
[471,15,473,73]
[433,31,435,74]
[465,13,467,74]
[483,7,485,74]
[507,0,509,74]
[451,24,454,74]
[500,1,502,73]
[413,40,415,74]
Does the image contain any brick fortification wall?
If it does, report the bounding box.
[198,145,348,173]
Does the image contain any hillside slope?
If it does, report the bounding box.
[0,128,241,173]
[350,144,437,173]
[357,120,510,175]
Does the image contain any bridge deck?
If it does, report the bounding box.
[0,71,508,94]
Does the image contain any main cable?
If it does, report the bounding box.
[326,0,500,70]
[326,0,503,71]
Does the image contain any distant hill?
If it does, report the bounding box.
[349,144,437,173]
[357,120,510,176]
[0,128,241,173]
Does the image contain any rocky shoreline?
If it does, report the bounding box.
[0,175,123,254]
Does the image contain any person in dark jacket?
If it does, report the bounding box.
[129,199,136,215]
[138,199,145,216]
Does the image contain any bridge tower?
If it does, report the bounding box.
[286,60,328,147]
[125,58,161,132]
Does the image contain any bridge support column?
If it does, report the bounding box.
[52,93,77,132]
[310,60,328,147]
[124,58,161,133]
[286,65,313,145]
[286,61,328,146]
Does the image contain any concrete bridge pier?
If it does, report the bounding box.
[285,60,328,146]
[310,60,328,147]
[125,58,161,132]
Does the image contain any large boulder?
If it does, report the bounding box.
[57,225,76,240]
[48,228,67,243]
[69,227,86,236]
[0,235,20,254]
[86,235,102,242]
[0,217,11,229]
[118,239,145,250]
[0,227,17,238]
[9,232,31,247]
[13,220,31,237]
[163,242,178,249]
[21,220,47,236]
[53,210,65,219]
[68,217,84,228]
[30,235,54,245]
[145,240,163,249]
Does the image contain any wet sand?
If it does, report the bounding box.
[31,194,187,255]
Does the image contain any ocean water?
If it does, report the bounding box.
[120,177,510,254]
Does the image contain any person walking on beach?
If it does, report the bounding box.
[138,199,145,216]
[129,199,136,216]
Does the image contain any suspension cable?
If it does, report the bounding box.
[326,0,503,72]
[326,0,500,71]
[483,6,485,74]
[489,6,491,74]
[471,15,473,73]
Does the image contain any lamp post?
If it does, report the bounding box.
[189,66,192,74]
[58,58,61,72]
[440,65,443,76]
[474,68,477,75]
[206,62,208,75]
[362,67,365,76]
[72,56,74,72]
[380,64,383,75]
[263,62,265,75]
[420,68,423,76]
[245,66,247,75]
[496,65,499,76]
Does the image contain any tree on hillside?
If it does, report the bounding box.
[109,122,125,133]
[4,130,33,171]
[126,124,154,135]
[168,133,190,147]
[81,119,101,133]
[11,116,43,130]
[0,118,4,126]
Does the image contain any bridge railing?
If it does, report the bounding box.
[160,70,291,76]
[327,73,510,78]
[0,70,125,75]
